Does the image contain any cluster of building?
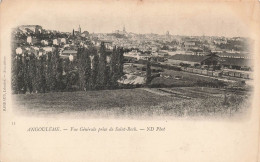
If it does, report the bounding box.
[12,25,253,81]
[12,25,93,61]
[89,26,252,73]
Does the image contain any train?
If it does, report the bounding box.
[181,67,252,79]
[222,69,252,79]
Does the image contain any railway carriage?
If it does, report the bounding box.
[222,69,252,79]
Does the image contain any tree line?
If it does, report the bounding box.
[11,42,124,94]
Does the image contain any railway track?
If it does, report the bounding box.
[142,87,249,100]
[142,88,192,99]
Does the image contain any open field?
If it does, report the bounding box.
[13,87,251,118]
[151,69,253,88]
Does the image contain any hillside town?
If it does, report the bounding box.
[12,25,253,91]
[11,24,254,118]
[12,25,253,92]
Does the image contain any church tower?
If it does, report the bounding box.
[78,25,81,34]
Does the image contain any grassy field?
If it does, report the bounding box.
[150,69,220,87]
[13,87,251,118]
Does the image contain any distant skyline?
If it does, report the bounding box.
[12,1,251,37]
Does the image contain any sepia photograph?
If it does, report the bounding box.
[9,1,254,119]
[1,0,260,162]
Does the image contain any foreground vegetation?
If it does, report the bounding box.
[13,87,251,118]
[12,42,124,94]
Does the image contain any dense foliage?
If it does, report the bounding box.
[11,42,124,94]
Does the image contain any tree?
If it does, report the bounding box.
[65,60,77,91]
[11,49,18,94]
[46,52,53,91]
[118,47,124,77]
[35,56,41,92]
[27,54,37,93]
[146,58,152,85]
[51,48,61,91]
[66,70,79,91]
[109,46,124,89]
[110,46,119,88]
[16,54,26,93]
[84,54,92,90]
[97,42,107,89]
[91,53,99,90]
[56,58,64,91]
[21,53,31,94]
[84,49,92,91]
[37,54,47,93]
[30,55,38,93]
[77,48,86,90]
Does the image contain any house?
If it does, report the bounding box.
[124,50,150,61]
[92,40,101,46]
[220,58,252,70]
[138,54,151,60]
[168,53,252,71]
[61,38,67,44]
[99,40,113,49]
[214,39,227,45]
[60,50,77,60]
[151,46,159,52]
[16,47,24,55]
[81,31,89,37]
[27,36,39,45]
[53,38,62,45]
[158,50,170,56]
[167,54,221,66]
[18,25,43,34]
[43,47,55,53]
[183,41,196,48]
[41,40,49,46]
[216,52,251,59]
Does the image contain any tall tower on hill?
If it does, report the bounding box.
[78,25,81,34]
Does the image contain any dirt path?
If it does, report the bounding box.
[141,88,192,99]
[141,88,171,96]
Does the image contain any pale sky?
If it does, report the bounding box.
[12,1,251,37]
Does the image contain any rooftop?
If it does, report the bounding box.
[168,54,212,63]
[221,58,252,67]
[62,50,77,54]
